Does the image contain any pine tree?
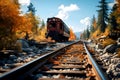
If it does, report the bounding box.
[27,3,39,35]
[90,15,97,38]
[97,0,108,32]
[27,3,36,15]
[86,27,90,39]
[110,0,120,29]
[109,4,118,30]
[90,15,96,33]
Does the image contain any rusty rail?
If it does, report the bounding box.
[84,42,108,80]
[0,40,80,80]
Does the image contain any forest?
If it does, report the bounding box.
[81,0,120,47]
[0,0,120,51]
[0,0,76,50]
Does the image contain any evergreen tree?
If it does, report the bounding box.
[109,4,118,30]
[97,0,108,32]
[27,3,36,15]
[27,3,39,35]
[40,19,45,30]
[86,27,90,39]
[109,0,120,30]
[82,30,86,39]
[90,15,96,33]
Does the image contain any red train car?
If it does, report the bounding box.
[46,17,70,42]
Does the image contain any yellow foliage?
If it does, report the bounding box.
[69,28,76,41]
[102,38,116,48]
[116,48,120,58]
[93,19,97,30]
[31,26,54,42]
[91,29,101,39]
[0,0,22,50]
[33,26,46,42]
[117,17,120,24]
[104,26,111,36]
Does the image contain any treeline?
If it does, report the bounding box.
[0,0,45,50]
[0,0,76,50]
[81,0,120,40]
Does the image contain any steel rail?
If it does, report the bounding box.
[0,40,81,80]
[84,42,108,80]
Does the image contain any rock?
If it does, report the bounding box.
[116,63,120,68]
[115,67,120,72]
[114,72,120,77]
[17,39,29,48]
[36,50,42,54]
[53,74,60,78]
[28,53,36,57]
[111,58,120,64]
[103,44,119,53]
[35,74,43,78]
[22,48,33,53]
[95,43,103,49]
[117,38,120,45]
[15,57,24,63]
[2,65,9,69]
[7,60,13,64]
[7,64,16,68]
[9,55,17,60]
[100,53,112,60]
[0,61,5,66]
[17,39,34,53]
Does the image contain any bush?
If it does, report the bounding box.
[0,35,22,52]
[116,48,120,58]
[102,38,116,48]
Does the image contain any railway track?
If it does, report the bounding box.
[0,40,108,80]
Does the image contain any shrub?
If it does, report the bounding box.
[0,35,22,52]
[116,48,120,58]
[102,38,116,48]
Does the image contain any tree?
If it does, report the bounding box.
[97,0,108,32]
[81,27,90,39]
[109,0,120,30]
[0,0,21,49]
[109,4,118,30]
[27,3,39,35]
[69,28,76,41]
[40,19,45,30]
[86,27,90,39]
[27,3,36,15]
[116,0,120,29]
[0,0,33,50]
[82,30,87,39]
[90,15,97,33]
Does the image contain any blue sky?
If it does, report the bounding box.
[19,0,115,32]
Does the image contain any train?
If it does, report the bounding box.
[46,17,70,42]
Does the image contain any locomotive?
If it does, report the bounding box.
[46,17,70,42]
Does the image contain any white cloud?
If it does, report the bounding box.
[70,25,81,32]
[80,17,91,26]
[108,0,117,8]
[56,4,79,20]
[18,0,30,5]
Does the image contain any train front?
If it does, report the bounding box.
[46,17,60,41]
[46,17,70,42]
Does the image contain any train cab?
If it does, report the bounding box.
[46,17,70,42]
